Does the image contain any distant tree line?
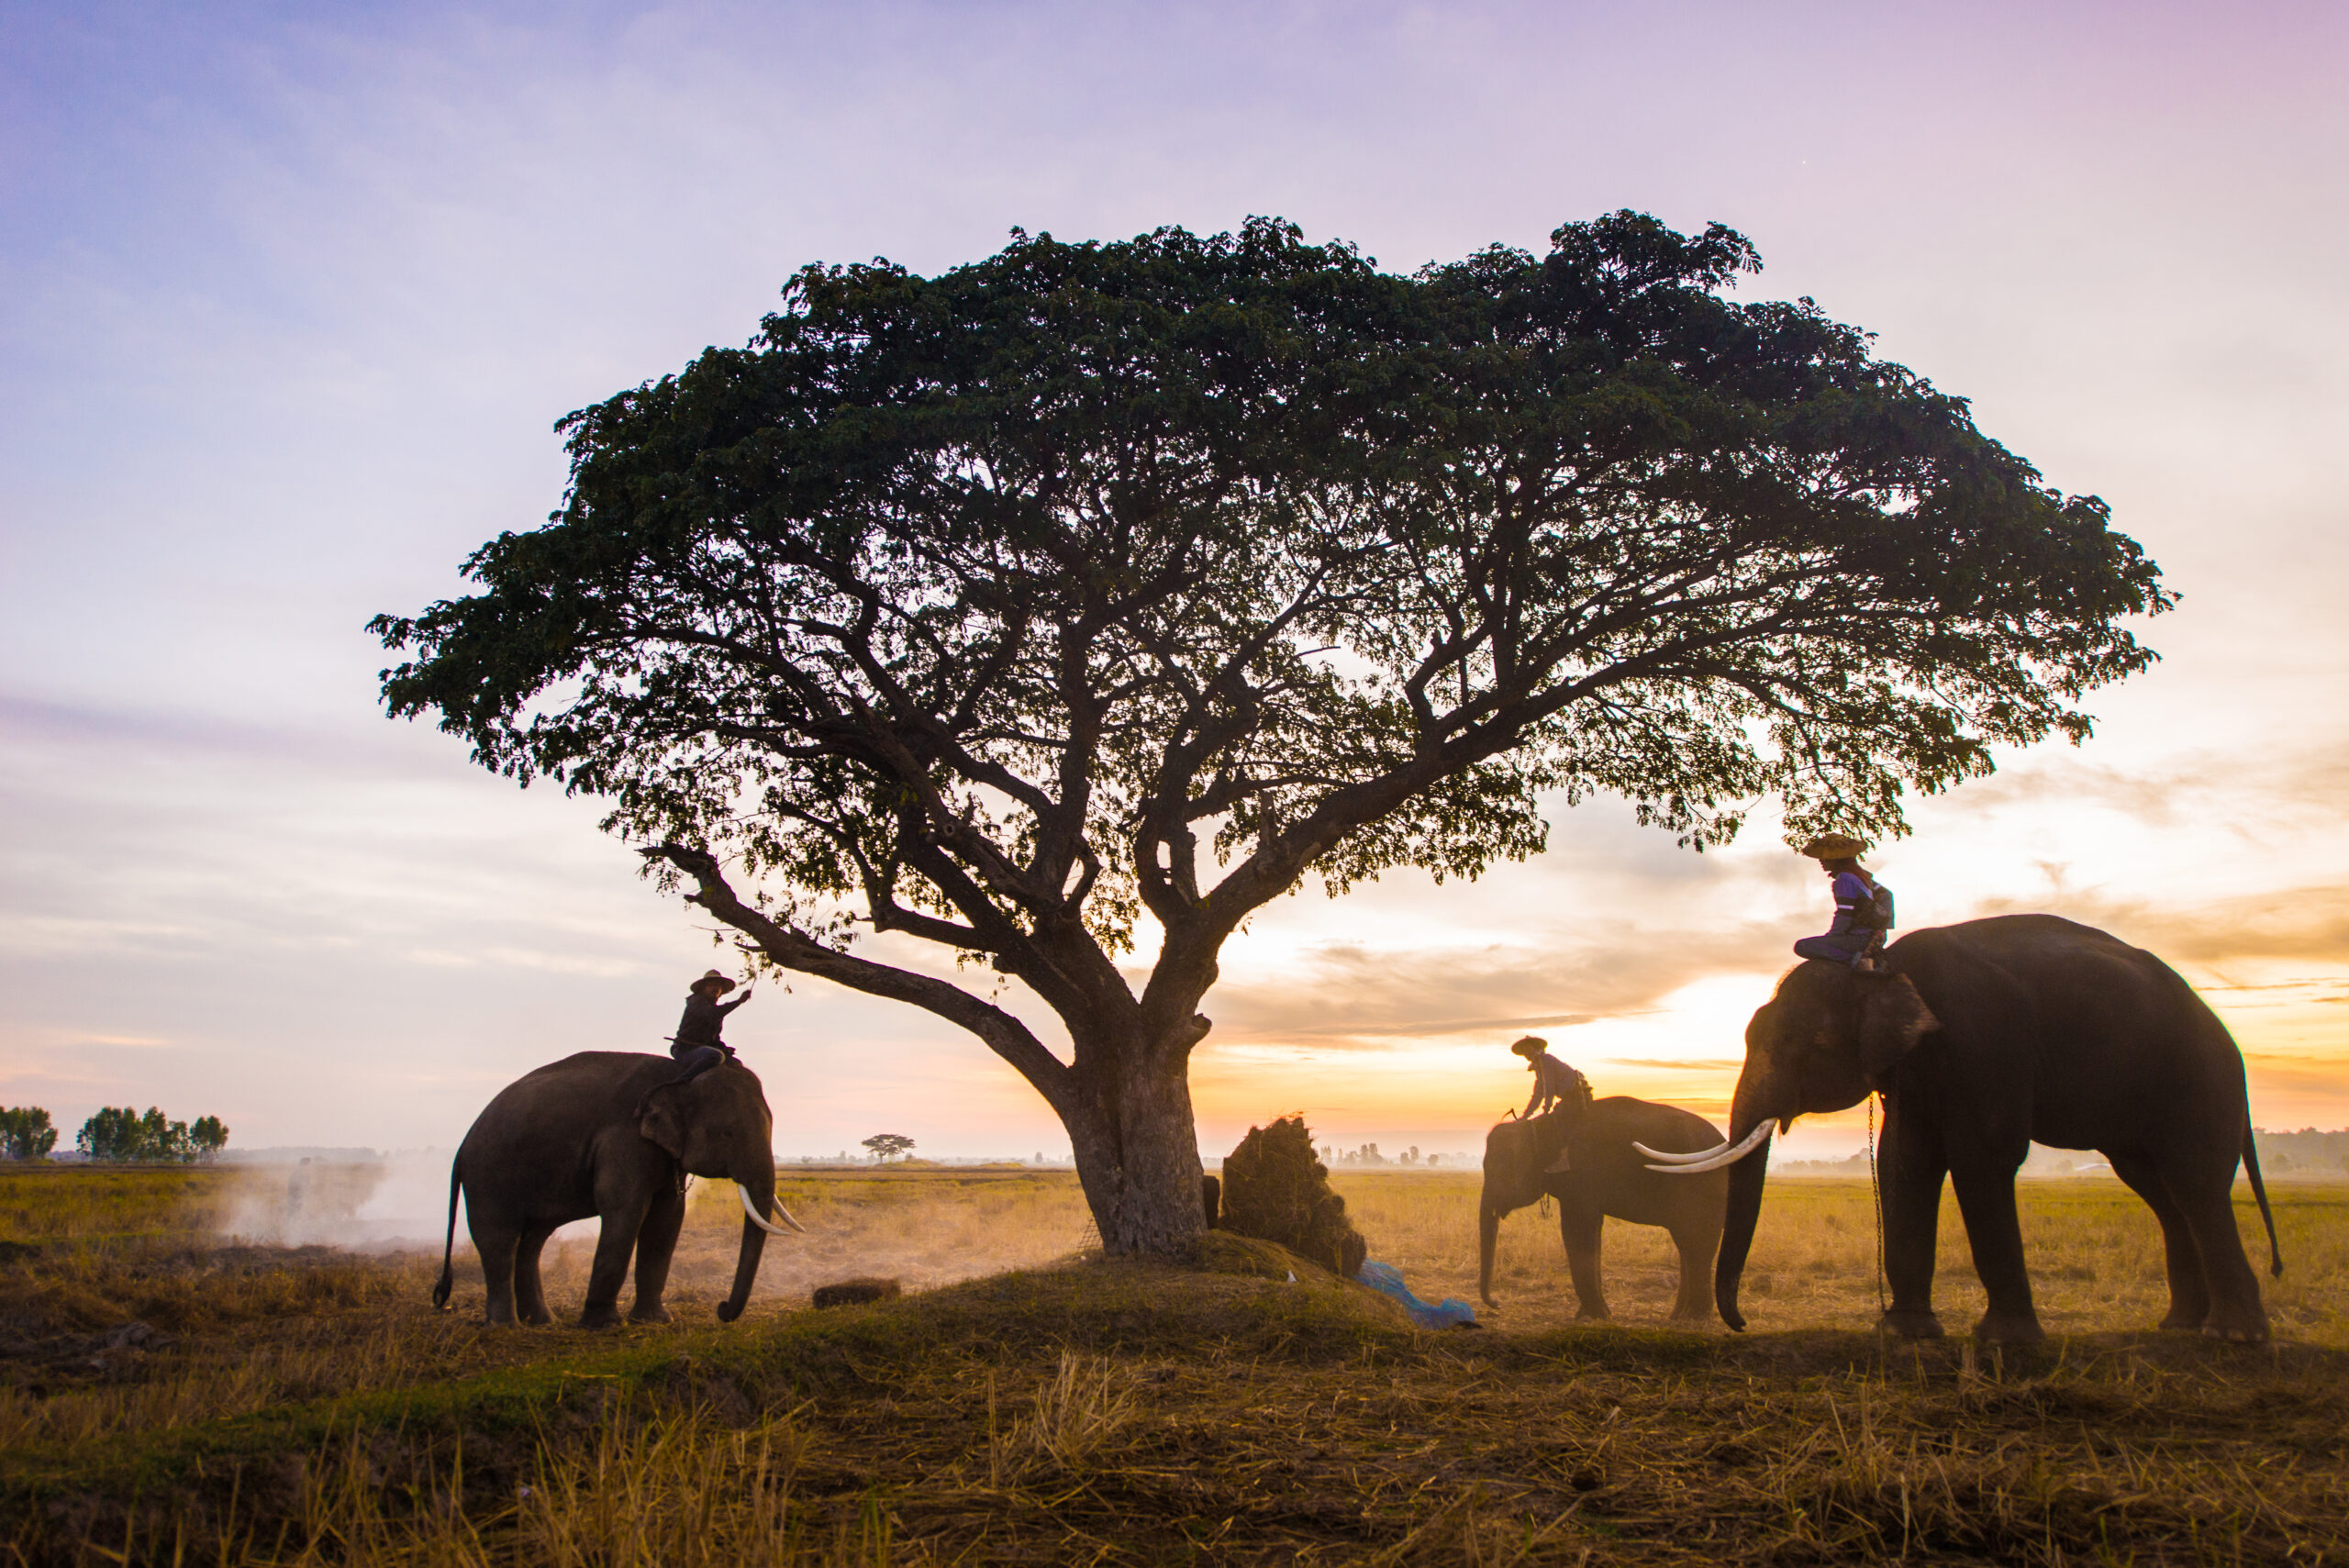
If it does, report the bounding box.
[0,1106,58,1161]
[1318,1142,1437,1168]
[2255,1128,2349,1174]
[0,1105,228,1162]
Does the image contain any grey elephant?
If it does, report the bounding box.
[1643,916,2282,1344]
[1480,1097,1728,1321]
[431,1052,804,1327]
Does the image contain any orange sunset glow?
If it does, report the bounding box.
[3,1,2343,1167]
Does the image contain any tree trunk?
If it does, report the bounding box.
[1062,1035,1208,1258]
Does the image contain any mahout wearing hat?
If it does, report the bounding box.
[691,969,738,995]
[1508,1035,1549,1058]
[1799,833,1869,862]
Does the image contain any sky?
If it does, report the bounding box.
[3,0,2345,1163]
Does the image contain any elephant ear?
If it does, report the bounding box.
[638,1093,687,1161]
[1534,1114,1571,1178]
[1506,1119,1549,1202]
[1857,973,1941,1088]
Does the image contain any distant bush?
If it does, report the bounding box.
[0,1106,58,1161]
[74,1106,229,1163]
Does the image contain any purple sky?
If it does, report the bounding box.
[4,0,2345,1160]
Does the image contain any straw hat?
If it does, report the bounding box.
[1509,1036,1549,1058]
[1799,833,1869,861]
[691,970,738,995]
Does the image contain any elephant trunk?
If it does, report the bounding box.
[717,1162,776,1323]
[1711,1079,1782,1332]
[1477,1199,1502,1307]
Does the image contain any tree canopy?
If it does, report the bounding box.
[374,212,2165,1252]
[75,1107,228,1163]
[0,1106,59,1162]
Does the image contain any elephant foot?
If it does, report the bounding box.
[2201,1309,2270,1345]
[1575,1307,1610,1322]
[523,1310,554,1327]
[628,1304,673,1325]
[577,1305,625,1330]
[1973,1312,2046,1347]
[1875,1307,1944,1340]
[2157,1310,2208,1332]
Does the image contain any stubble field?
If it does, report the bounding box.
[1,1161,2344,1564]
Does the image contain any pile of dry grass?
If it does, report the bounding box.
[1215,1117,1367,1280]
[810,1277,900,1309]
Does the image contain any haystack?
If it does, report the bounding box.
[1216,1117,1367,1279]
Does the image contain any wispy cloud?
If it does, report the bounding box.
[1969,883,2349,969]
[1204,918,1789,1051]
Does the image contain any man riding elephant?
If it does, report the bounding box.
[668,969,754,1086]
[1791,833,1894,971]
[1511,1034,1592,1171]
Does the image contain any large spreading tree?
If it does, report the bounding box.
[374,213,2166,1255]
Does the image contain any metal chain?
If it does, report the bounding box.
[1867,1091,1887,1315]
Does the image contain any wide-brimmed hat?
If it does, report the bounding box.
[1508,1036,1549,1058]
[691,970,738,995]
[1799,833,1869,861]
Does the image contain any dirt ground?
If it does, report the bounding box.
[2,1163,2344,1564]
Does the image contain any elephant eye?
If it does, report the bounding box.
[1813,1029,1832,1048]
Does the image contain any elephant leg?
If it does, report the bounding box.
[472,1220,522,1327]
[1948,1158,2043,1345]
[1667,1221,1716,1322]
[1876,1097,1948,1340]
[629,1186,686,1324]
[1560,1205,1608,1320]
[2167,1172,2270,1344]
[2108,1151,2209,1331]
[513,1224,558,1326]
[580,1202,650,1329]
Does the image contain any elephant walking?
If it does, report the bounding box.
[433,1052,804,1327]
[1480,1097,1727,1322]
[1647,916,2282,1345]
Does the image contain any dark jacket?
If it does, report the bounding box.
[674,991,748,1052]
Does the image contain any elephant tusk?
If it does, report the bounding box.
[740,1184,807,1236]
[1633,1140,1730,1163]
[1645,1120,1774,1174]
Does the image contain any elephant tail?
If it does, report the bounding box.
[431,1158,462,1309]
[2242,1116,2283,1279]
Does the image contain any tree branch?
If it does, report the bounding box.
[639,842,1074,1113]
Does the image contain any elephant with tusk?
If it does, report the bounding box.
[1480,1096,1729,1322]
[433,1052,804,1328]
[1650,915,2283,1346]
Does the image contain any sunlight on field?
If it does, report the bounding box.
[1334,1169,2349,1343]
[4,1163,2347,1563]
[5,1162,2339,1348]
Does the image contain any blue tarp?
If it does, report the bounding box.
[1357,1260,1477,1329]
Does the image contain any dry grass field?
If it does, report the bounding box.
[1,1161,2344,1564]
